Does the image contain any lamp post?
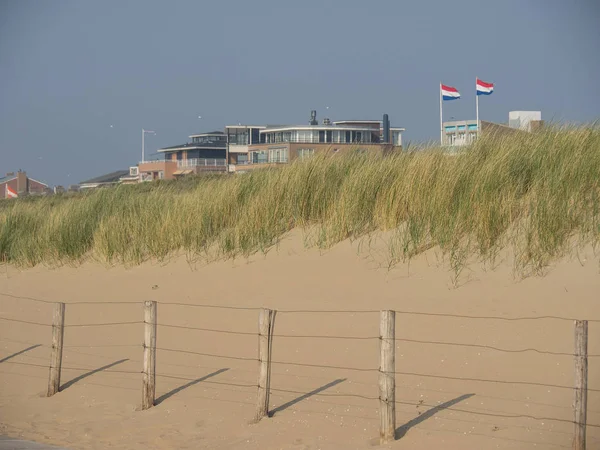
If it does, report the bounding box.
[141,129,156,163]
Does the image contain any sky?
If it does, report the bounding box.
[0,0,599,186]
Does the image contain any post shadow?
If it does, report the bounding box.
[269,378,347,417]
[395,393,475,439]
[155,368,229,405]
[0,344,41,363]
[60,359,129,391]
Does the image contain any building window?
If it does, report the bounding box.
[268,147,288,163]
[345,131,351,143]
[298,148,315,161]
[158,171,164,179]
[228,130,249,145]
[252,151,268,164]
[297,130,316,143]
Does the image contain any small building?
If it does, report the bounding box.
[443,111,544,147]
[0,171,48,199]
[79,170,130,190]
[227,111,404,172]
[137,131,228,181]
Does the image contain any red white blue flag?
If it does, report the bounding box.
[441,84,460,101]
[476,78,494,95]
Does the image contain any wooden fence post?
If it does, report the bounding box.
[47,302,65,397]
[379,310,396,443]
[254,308,276,422]
[573,320,588,450]
[142,300,157,410]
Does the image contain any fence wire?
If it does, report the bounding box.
[1,295,599,443]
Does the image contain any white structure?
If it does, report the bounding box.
[508,111,542,132]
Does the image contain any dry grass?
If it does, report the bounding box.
[1,126,599,277]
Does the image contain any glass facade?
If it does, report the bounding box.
[191,134,226,144]
[263,128,373,144]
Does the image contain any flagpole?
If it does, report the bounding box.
[440,83,443,146]
[142,128,145,163]
[475,78,480,140]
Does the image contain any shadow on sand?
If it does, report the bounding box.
[269,378,347,417]
[395,393,475,439]
[0,345,42,364]
[155,368,230,405]
[60,359,129,391]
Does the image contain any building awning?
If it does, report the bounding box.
[173,169,193,176]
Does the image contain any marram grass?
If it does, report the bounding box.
[1,126,599,278]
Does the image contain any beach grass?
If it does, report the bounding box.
[1,125,599,277]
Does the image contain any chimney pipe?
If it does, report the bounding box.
[383,114,390,144]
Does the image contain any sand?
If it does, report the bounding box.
[0,231,599,449]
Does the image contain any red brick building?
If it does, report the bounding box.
[0,171,49,199]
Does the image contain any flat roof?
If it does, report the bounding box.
[80,170,129,185]
[188,131,225,138]
[157,143,226,152]
[260,125,405,133]
[332,120,382,124]
[225,125,267,129]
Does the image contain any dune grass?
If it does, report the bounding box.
[1,126,599,278]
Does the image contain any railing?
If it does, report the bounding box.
[237,157,289,166]
[264,137,375,144]
[177,158,227,169]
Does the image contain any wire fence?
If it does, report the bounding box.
[1,291,599,447]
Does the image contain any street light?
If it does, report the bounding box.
[141,128,156,163]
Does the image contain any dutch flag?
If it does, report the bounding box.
[476,78,494,96]
[441,84,460,101]
[5,184,18,198]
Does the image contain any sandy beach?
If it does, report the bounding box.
[1,231,599,449]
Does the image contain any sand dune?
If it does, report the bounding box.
[1,232,599,449]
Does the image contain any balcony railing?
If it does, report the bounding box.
[263,136,376,144]
[237,156,289,166]
[177,158,227,168]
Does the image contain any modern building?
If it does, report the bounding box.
[227,111,404,172]
[442,120,480,147]
[0,171,48,198]
[442,111,544,147]
[137,131,228,181]
[225,125,266,168]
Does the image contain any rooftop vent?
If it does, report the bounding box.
[323,118,331,125]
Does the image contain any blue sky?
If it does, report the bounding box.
[0,0,598,186]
